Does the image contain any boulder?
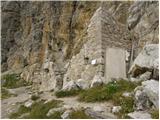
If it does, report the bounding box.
[62,81,79,91]
[128,111,152,119]
[85,107,115,119]
[90,75,103,87]
[47,107,64,117]
[24,100,34,108]
[61,110,72,119]
[122,92,132,97]
[129,44,159,78]
[93,106,104,113]
[139,71,152,81]
[76,79,89,89]
[134,80,159,110]
[112,106,122,113]
[134,86,150,110]
[142,80,159,109]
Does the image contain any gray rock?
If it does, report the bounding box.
[62,81,79,91]
[93,106,104,113]
[85,107,115,119]
[134,86,150,110]
[139,71,152,81]
[112,106,122,113]
[129,44,159,78]
[61,110,72,119]
[24,100,34,108]
[76,79,89,90]
[142,80,159,109]
[90,75,103,87]
[130,77,142,82]
[47,107,64,117]
[128,111,152,119]
[122,92,132,97]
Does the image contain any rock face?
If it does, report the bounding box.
[62,81,79,91]
[142,80,159,109]
[1,1,159,92]
[129,44,159,79]
[134,80,159,110]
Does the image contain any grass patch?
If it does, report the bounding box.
[78,80,140,118]
[10,105,31,118]
[114,96,135,118]
[48,111,63,119]
[78,80,140,102]
[9,99,62,119]
[1,87,16,99]
[55,89,82,98]
[69,109,92,119]
[150,109,159,119]
[2,74,31,89]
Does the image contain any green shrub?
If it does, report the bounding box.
[78,80,139,118]
[150,109,159,119]
[26,100,62,119]
[9,99,62,119]
[79,80,139,103]
[69,109,92,119]
[115,80,141,92]
[1,87,16,99]
[10,105,31,118]
[2,74,31,89]
[55,89,82,98]
[31,95,39,101]
[78,82,118,102]
[115,96,135,118]
[48,111,63,119]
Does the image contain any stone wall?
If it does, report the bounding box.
[63,6,133,86]
[63,7,103,88]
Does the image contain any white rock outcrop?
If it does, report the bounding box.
[142,80,159,109]
[134,80,159,110]
[62,81,79,91]
[129,44,159,78]
[90,75,104,87]
[128,111,152,119]
[76,79,89,90]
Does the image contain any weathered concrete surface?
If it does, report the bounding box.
[105,48,126,82]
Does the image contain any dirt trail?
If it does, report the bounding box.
[40,91,117,119]
[1,86,31,118]
[1,87,117,119]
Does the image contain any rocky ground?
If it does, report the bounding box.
[1,86,116,119]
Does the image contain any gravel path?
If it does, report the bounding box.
[1,86,31,118]
[1,88,117,119]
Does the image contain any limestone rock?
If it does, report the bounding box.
[134,80,159,110]
[112,106,122,113]
[47,107,64,117]
[24,100,34,108]
[62,81,79,91]
[90,75,104,87]
[61,110,72,119]
[76,79,89,90]
[129,44,159,78]
[139,71,152,81]
[93,106,104,113]
[128,111,152,119]
[122,92,132,97]
[134,86,150,110]
[85,107,115,119]
[142,80,159,109]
